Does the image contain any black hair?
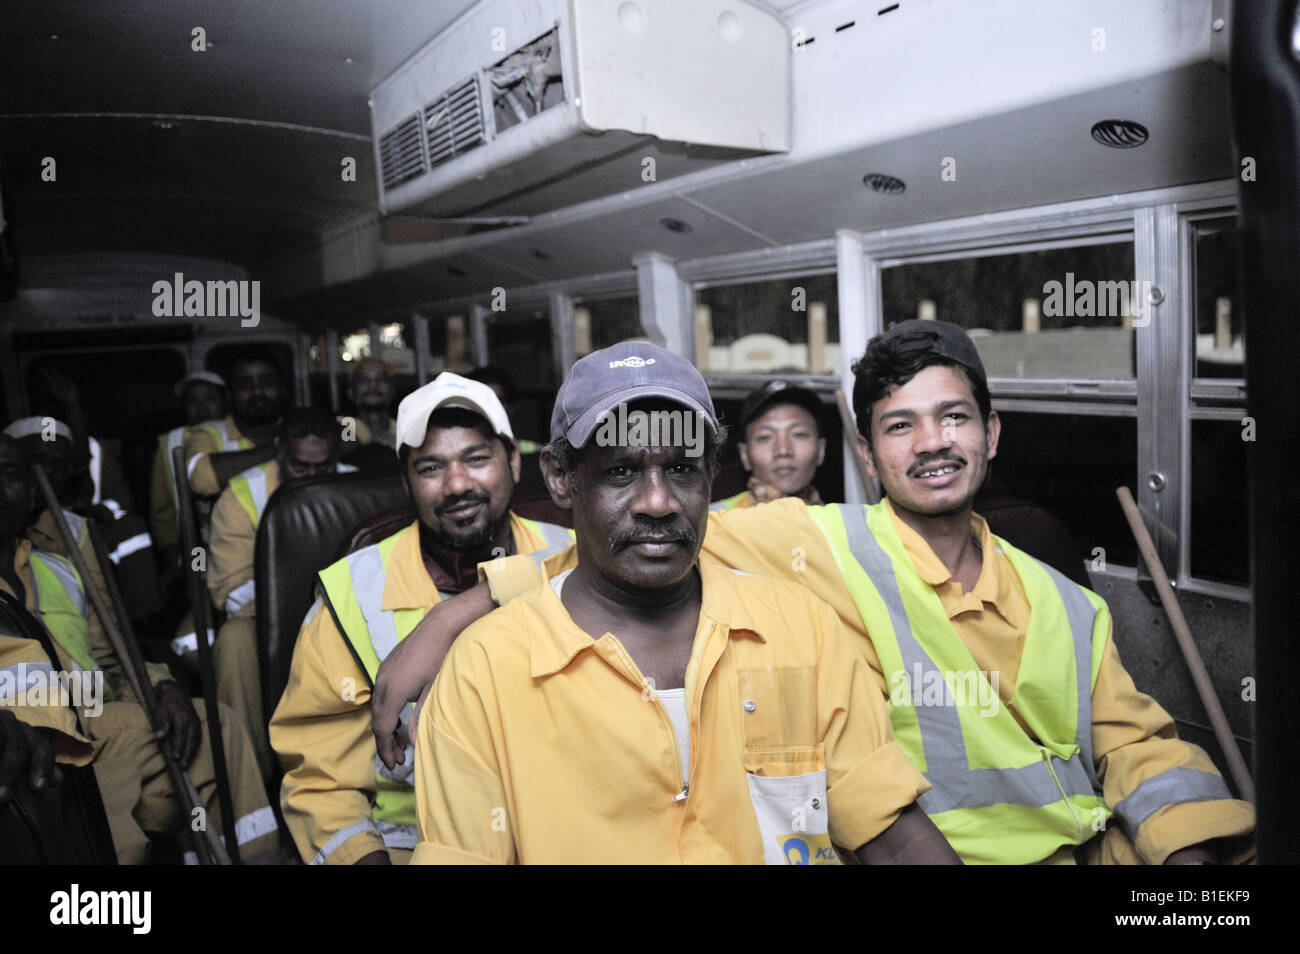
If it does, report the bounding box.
[464,366,517,405]
[277,406,341,449]
[214,345,287,385]
[398,406,516,469]
[851,339,992,447]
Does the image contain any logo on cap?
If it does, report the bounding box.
[609,357,655,369]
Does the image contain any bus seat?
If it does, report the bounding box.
[254,474,410,726]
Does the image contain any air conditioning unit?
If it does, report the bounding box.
[370,0,790,219]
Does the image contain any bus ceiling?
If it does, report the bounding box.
[1,0,1234,327]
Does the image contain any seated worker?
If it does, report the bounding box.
[0,434,276,864]
[6,417,162,630]
[712,380,827,510]
[345,357,397,450]
[269,373,571,865]
[409,343,956,865]
[195,407,354,780]
[378,324,1256,866]
[149,371,229,573]
[182,349,286,507]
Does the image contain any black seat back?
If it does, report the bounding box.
[254,473,410,722]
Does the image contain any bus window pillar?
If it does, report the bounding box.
[837,229,880,506]
[549,292,576,382]
[633,252,694,361]
[325,327,341,414]
[412,313,432,386]
[470,304,490,368]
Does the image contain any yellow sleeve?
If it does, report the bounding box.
[206,488,256,618]
[0,634,95,766]
[1091,620,1255,863]
[269,600,387,865]
[412,629,514,865]
[478,547,577,605]
[182,428,222,498]
[149,436,179,549]
[808,591,931,851]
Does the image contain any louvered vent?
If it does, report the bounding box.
[424,77,485,171]
[379,114,427,191]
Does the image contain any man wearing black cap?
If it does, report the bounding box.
[409,342,957,865]
[714,380,826,510]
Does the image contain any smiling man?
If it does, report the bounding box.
[409,343,955,865]
[714,380,827,509]
[270,373,570,865]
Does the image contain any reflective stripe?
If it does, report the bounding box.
[338,462,358,474]
[170,629,217,656]
[377,821,418,850]
[310,819,380,865]
[1113,767,1235,840]
[30,551,88,621]
[520,519,572,568]
[225,578,257,615]
[231,464,273,526]
[838,504,1098,813]
[109,531,152,564]
[187,451,208,479]
[101,499,127,520]
[63,510,87,546]
[0,662,56,703]
[234,805,279,846]
[708,500,729,511]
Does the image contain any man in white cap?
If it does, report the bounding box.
[269,372,571,865]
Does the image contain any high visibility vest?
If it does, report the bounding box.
[709,490,753,512]
[316,516,573,845]
[806,502,1111,864]
[28,551,99,676]
[229,461,278,527]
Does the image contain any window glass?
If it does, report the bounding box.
[576,295,643,355]
[1192,217,1245,380]
[881,242,1137,378]
[987,411,1138,567]
[1189,419,1249,585]
[694,273,839,374]
[486,305,555,390]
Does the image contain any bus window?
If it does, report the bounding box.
[882,242,1138,379]
[575,295,643,355]
[1192,217,1245,380]
[991,411,1138,569]
[694,272,839,374]
[1189,419,1249,586]
[485,303,555,441]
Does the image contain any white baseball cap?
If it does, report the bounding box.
[395,372,514,456]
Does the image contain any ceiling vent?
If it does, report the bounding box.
[1090,119,1149,148]
[369,0,790,218]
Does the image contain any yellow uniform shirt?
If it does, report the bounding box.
[483,497,1253,864]
[270,514,568,866]
[181,415,252,498]
[206,462,280,620]
[149,427,185,549]
[0,617,94,766]
[412,559,929,864]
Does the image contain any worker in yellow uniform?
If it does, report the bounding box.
[0,434,277,864]
[377,323,1256,866]
[195,408,355,780]
[711,380,827,511]
[344,357,398,450]
[269,373,571,865]
[149,371,229,571]
[409,343,956,864]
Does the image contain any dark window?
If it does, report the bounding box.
[695,273,839,374]
[1189,419,1250,585]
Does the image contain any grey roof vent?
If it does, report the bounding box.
[424,76,486,170]
[378,114,426,191]
[1090,119,1149,148]
[863,172,906,194]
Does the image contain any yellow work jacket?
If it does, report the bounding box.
[270,514,572,865]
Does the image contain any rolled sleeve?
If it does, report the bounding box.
[478,548,575,606]
[182,430,221,497]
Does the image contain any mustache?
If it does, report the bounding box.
[436,491,491,516]
[908,452,966,477]
[610,519,698,555]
